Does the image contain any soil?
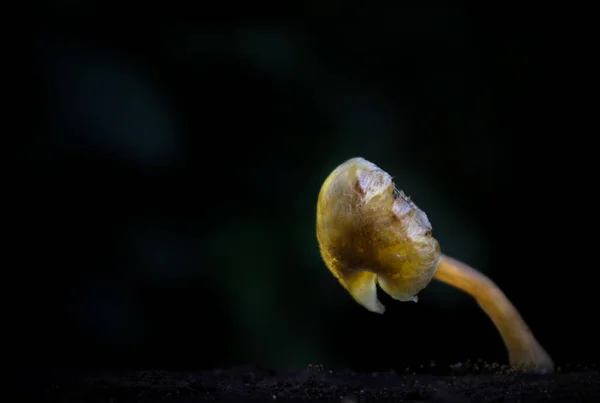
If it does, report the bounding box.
[40,365,599,402]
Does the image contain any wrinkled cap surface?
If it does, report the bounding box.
[316,157,441,313]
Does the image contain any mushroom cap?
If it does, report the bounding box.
[316,157,441,313]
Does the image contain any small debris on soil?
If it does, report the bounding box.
[40,365,600,402]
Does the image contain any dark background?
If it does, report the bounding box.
[21,4,595,372]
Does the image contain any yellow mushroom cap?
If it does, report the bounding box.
[316,157,441,313]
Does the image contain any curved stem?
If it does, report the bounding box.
[434,254,554,372]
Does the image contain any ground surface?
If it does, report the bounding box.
[41,365,600,402]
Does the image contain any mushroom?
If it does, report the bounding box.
[316,157,553,372]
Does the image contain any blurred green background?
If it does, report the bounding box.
[20,4,595,371]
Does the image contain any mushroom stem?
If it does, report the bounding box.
[434,254,554,372]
